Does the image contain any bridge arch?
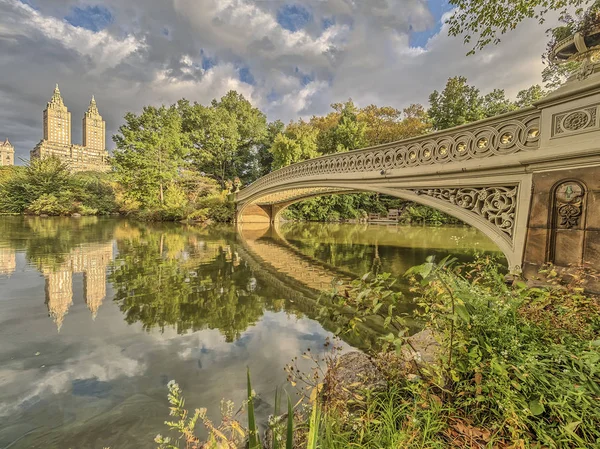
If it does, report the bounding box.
[235,75,600,284]
[236,178,532,271]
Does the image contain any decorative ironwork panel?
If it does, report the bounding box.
[239,112,540,200]
[553,106,598,136]
[554,181,585,229]
[412,186,518,239]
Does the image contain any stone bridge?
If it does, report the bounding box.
[236,75,600,282]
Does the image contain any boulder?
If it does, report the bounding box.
[399,328,442,375]
[322,351,387,411]
[71,213,82,218]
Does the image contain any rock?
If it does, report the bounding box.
[399,328,442,375]
[322,351,387,411]
[71,213,82,218]
[39,214,49,218]
[262,411,307,449]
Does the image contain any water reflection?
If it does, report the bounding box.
[0,217,503,449]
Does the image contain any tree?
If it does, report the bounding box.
[446,0,592,54]
[515,84,548,107]
[269,120,319,169]
[482,89,517,117]
[181,91,268,187]
[211,91,268,184]
[330,100,367,152]
[396,104,432,139]
[112,105,185,207]
[179,101,239,188]
[428,76,484,130]
[254,120,285,178]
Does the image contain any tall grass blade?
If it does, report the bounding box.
[247,368,260,449]
[272,387,280,449]
[306,401,321,449]
[286,392,294,449]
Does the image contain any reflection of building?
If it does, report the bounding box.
[42,242,113,330]
[30,85,109,172]
[0,248,16,276]
[0,139,14,166]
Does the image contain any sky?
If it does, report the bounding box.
[0,0,555,161]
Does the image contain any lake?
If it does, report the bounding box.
[0,217,502,448]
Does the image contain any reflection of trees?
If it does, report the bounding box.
[0,216,118,271]
[278,222,505,276]
[109,228,267,342]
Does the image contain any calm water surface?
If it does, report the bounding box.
[0,217,502,448]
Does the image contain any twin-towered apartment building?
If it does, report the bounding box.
[1,84,110,171]
[30,84,110,172]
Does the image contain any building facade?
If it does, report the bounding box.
[0,139,14,166]
[31,85,110,172]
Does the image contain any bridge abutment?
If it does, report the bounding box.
[524,166,600,291]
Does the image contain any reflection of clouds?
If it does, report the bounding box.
[0,345,145,417]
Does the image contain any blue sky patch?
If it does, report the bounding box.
[322,17,335,30]
[267,90,280,103]
[201,50,216,71]
[65,5,113,32]
[277,4,312,32]
[239,67,255,85]
[409,0,451,48]
[19,0,37,8]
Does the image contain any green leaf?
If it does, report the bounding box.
[306,402,321,449]
[286,392,294,449]
[529,399,545,416]
[272,388,280,449]
[564,421,581,434]
[455,304,470,323]
[247,368,260,449]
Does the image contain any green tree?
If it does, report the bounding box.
[446,0,593,53]
[428,76,484,130]
[254,120,285,178]
[112,105,185,207]
[481,89,517,117]
[179,101,239,188]
[515,84,548,107]
[269,120,319,169]
[0,156,72,213]
[330,100,367,153]
[180,91,267,188]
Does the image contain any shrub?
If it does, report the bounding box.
[26,194,71,216]
[196,194,234,223]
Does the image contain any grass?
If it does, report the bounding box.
[152,257,600,448]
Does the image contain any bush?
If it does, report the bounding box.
[26,194,71,216]
[196,194,234,223]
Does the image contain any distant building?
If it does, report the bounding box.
[42,242,113,331]
[0,139,14,166]
[31,84,110,172]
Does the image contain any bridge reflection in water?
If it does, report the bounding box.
[0,217,500,348]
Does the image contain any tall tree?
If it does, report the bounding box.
[428,76,484,130]
[112,105,184,207]
[211,91,268,183]
[358,104,431,145]
[515,84,548,108]
[446,0,593,54]
[482,89,517,117]
[269,120,319,169]
[179,101,239,189]
[330,100,368,152]
[254,120,285,179]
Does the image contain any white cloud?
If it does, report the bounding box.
[0,345,145,416]
[0,0,554,161]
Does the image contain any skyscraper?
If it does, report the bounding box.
[31,84,110,172]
